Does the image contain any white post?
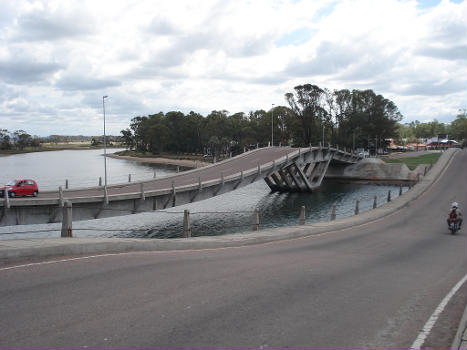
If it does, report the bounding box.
[140,183,145,200]
[183,209,191,238]
[300,206,306,225]
[331,203,337,221]
[58,186,64,207]
[104,186,109,205]
[253,208,260,231]
[61,201,72,238]
[4,188,10,209]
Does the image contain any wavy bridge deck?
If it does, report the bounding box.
[0,146,361,226]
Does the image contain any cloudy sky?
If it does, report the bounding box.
[0,0,466,136]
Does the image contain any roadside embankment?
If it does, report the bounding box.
[0,148,459,265]
[326,157,430,184]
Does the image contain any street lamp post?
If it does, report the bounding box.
[102,95,108,188]
[271,104,275,147]
[322,124,325,146]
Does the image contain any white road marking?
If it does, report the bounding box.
[0,253,122,271]
[410,273,467,350]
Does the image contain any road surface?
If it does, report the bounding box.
[0,150,465,349]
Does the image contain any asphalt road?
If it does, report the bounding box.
[0,150,465,349]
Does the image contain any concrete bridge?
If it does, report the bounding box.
[0,146,361,226]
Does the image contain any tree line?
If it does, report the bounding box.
[0,129,39,150]
[397,113,467,143]
[120,84,405,157]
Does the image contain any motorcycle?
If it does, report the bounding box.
[448,219,460,235]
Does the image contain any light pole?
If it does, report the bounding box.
[322,123,325,146]
[102,95,108,188]
[271,104,275,147]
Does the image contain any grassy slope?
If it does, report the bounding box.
[381,153,441,170]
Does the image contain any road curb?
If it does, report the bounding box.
[452,306,467,350]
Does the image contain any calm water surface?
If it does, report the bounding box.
[0,149,406,239]
[0,148,176,190]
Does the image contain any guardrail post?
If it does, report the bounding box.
[331,203,336,221]
[128,174,131,182]
[65,179,69,189]
[61,201,72,238]
[373,195,377,209]
[300,206,306,225]
[354,200,359,215]
[387,190,391,202]
[253,208,260,231]
[4,189,10,209]
[183,209,191,238]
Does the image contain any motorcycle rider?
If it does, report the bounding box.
[447,202,463,229]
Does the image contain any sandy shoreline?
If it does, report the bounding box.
[107,153,210,168]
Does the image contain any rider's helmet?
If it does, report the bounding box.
[452,202,458,209]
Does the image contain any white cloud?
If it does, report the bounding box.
[0,0,465,136]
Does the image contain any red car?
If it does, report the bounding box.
[0,179,39,198]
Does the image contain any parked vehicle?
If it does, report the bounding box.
[0,179,39,198]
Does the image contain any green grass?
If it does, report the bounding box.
[382,153,441,170]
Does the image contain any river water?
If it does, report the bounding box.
[0,149,407,239]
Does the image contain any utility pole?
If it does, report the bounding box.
[271,104,275,147]
[102,95,108,187]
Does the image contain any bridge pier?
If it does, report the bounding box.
[264,148,337,192]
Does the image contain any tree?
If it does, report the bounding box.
[285,84,328,145]
[448,113,467,141]
[0,129,11,150]
[120,128,134,149]
[13,130,32,150]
